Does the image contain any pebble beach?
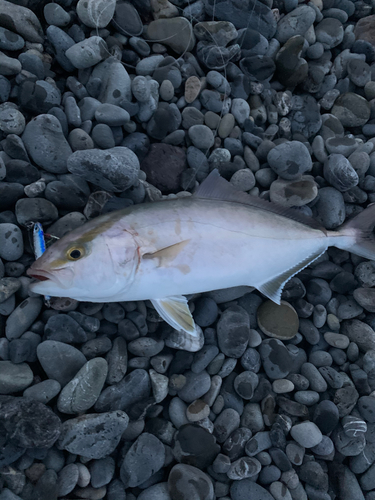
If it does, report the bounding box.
[1,0,375,499]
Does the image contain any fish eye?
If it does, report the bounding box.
[67,246,85,260]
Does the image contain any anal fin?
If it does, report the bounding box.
[258,248,327,304]
[151,295,197,336]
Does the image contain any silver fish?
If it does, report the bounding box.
[27,170,375,338]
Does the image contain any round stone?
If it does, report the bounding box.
[270,176,318,207]
[22,114,72,173]
[169,464,214,500]
[0,360,33,394]
[0,223,23,261]
[290,421,323,448]
[67,147,139,192]
[172,424,220,469]
[331,92,371,127]
[57,358,108,414]
[185,76,201,104]
[58,411,129,459]
[324,332,350,349]
[188,125,214,150]
[259,339,292,380]
[257,300,299,340]
[267,141,312,180]
[234,371,259,399]
[353,288,375,312]
[76,0,116,28]
[120,433,165,487]
[231,479,274,500]
[146,18,195,54]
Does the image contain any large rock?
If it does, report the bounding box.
[141,143,186,193]
[67,147,140,192]
[22,114,72,173]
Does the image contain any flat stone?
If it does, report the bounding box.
[146,18,195,54]
[58,411,129,459]
[270,176,318,207]
[22,114,72,174]
[0,0,43,43]
[67,147,139,192]
[231,479,274,500]
[0,360,33,394]
[76,0,116,28]
[331,92,371,127]
[290,421,323,448]
[57,358,108,414]
[120,433,165,487]
[36,340,87,387]
[168,464,214,500]
[257,300,299,340]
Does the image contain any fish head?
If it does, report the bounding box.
[27,215,139,301]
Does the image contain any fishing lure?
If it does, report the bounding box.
[32,222,51,305]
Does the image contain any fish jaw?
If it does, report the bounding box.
[27,265,75,292]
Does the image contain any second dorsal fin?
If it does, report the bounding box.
[194,169,326,233]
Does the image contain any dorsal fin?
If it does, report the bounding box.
[194,169,326,233]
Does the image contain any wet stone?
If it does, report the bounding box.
[231,478,274,500]
[217,306,250,358]
[331,92,371,127]
[234,371,259,400]
[168,464,214,500]
[58,411,129,459]
[324,154,359,192]
[0,360,33,394]
[259,339,292,380]
[120,433,165,487]
[22,114,71,174]
[267,141,312,180]
[95,368,150,412]
[67,147,139,192]
[172,424,220,469]
[290,421,322,448]
[57,358,108,414]
[227,456,261,480]
[5,297,43,340]
[36,340,87,387]
[44,313,87,344]
[313,400,340,434]
[0,398,61,448]
[257,300,299,340]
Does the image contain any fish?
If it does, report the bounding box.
[27,169,375,338]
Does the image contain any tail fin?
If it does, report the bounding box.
[336,203,375,260]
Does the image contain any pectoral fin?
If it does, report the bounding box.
[151,295,197,335]
[143,240,190,267]
[258,248,327,304]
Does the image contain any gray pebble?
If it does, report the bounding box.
[65,36,107,69]
[37,340,87,386]
[188,124,214,150]
[324,154,359,192]
[23,379,61,403]
[67,146,139,192]
[95,103,130,126]
[5,297,43,340]
[58,411,129,459]
[290,421,322,448]
[0,224,23,261]
[0,360,33,394]
[267,141,312,180]
[259,339,292,379]
[57,464,79,496]
[76,0,116,28]
[120,433,165,487]
[217,306,249,358]
[22,114,72,173]
[57,357,108,414]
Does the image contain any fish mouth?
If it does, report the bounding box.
[27,267,72,289]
